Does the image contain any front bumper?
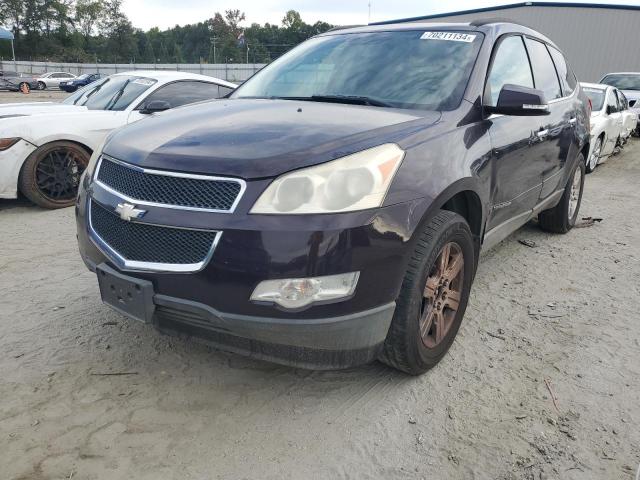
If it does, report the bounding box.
[77,174,426,368]
[0,139,36,199]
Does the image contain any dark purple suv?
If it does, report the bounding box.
[76,21,590,374]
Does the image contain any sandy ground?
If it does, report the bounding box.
[0,94,639,478]
[0,90,69,103]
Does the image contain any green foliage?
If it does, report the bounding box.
[0,2,333,63]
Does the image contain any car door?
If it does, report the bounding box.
[485,35,546,232]
[524,38,574,201]
[602,89,622,155]
[127,80,230,124]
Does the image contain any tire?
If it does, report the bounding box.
[18,141,90,209]
[586,135,602,173]
[379,210,475,375]
[38,81,46,90]
[539,154,585,234]
[19,82,30,94]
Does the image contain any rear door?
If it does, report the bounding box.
[485,35,546,231]
[524,38,574,201]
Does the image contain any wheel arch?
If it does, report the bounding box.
[408,179,488,269]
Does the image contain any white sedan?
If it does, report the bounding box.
[581,82,625,173]
[35,71,77,90]
[0,71,236,208]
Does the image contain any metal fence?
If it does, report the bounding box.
[0,60,267,83]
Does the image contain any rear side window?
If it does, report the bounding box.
[548,46,577,96]
[525,38,562,101]
[486,35,534,107]
[140,81,223,109]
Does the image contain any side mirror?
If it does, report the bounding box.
[140,100,172,114]
[488,84,550,116]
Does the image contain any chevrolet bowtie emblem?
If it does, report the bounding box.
[115,202,146,222]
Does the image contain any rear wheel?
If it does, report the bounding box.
[379,210,475,375]
[19,82,30,94]
[18,141,90,209]
[539,154,585,233]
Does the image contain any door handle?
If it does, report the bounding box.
[537,129,549,138]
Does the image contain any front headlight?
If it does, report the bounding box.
[250,143,405,214]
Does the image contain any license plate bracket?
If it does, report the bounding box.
[96,263,155,323]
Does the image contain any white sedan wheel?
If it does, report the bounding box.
[587,136,602,173]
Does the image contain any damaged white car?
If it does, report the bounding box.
[0,71,235,208]
[580,82,630,173]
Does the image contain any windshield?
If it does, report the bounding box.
[62,75,157,111]
[76,74,90,80]
[233,30,483,110]
[601,74,640,91]
[583,87,606,111]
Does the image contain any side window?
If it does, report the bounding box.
[486,35,534,107]
[140,81,223,109]
[218,85,234,97]
[548,46,577,96]
[524,38,562,101]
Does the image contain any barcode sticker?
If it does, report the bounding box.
[421,31,477,42]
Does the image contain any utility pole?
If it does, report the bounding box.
[368,2,372,23]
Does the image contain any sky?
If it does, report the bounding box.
[122,0,640,30]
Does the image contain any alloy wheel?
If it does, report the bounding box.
[568,166,583,219]
[419,242,464,348]
[589,137,601,170]
[35,149,86,201]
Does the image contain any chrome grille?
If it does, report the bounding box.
[95,156,244,212]
[89,200,219,271]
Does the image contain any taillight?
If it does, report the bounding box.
[588,98,592,113]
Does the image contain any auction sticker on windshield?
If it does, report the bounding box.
[421,32,477,42]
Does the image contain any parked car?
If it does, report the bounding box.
[76,22,590,375]
[600,72,640,136]
[581,82,626,172]
[36,71,77,90]
[59,73,102,92]
[0,71,39,92]
[0,71,236,208]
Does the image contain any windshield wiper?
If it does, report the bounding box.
[106,79,132,111]
[273,95,393,108]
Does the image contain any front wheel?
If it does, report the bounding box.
[586,136,602,173]
[18,141,90,209]
[19,82,31,94]
[379,210,475,375]
[38,81,46,90]
[539,154,585,234]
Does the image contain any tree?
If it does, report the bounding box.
[75,0,104,44]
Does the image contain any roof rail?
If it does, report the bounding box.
[327,25,364,32]
[469,17,518,26]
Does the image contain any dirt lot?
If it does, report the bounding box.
[0,90,69,103]
[1,94,639,478]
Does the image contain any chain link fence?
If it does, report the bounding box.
[1,60,266,83]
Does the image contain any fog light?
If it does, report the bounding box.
[250,272,360,309]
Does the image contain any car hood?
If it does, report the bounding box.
[0,102,87,118]
[103,99,440,179]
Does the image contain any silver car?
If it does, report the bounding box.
[35,71,77,90]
